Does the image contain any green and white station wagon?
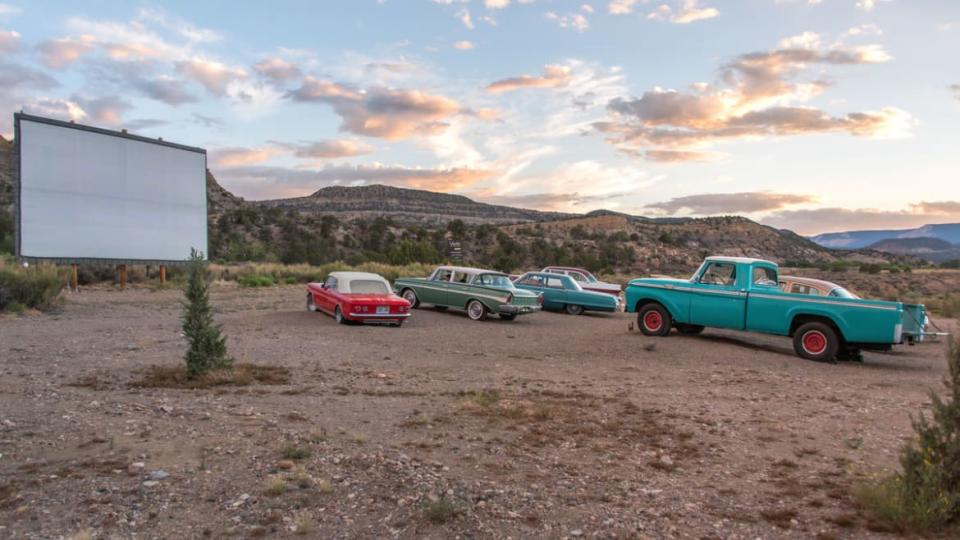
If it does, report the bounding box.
[394,266,542,321]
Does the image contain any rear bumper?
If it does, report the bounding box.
[348,312,411,320]
[498,304,542,315]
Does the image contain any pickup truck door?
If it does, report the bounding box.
[687,261,747,329]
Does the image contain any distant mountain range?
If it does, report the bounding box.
[811,224,960,262]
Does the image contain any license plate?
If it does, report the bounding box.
[377,306,389,314]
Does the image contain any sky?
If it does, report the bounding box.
[1,0,958,235]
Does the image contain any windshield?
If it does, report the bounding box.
[475,273,512,287]
[829,287,858,299]
[348,279,390,294]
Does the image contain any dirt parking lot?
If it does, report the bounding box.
[0,284,955,539]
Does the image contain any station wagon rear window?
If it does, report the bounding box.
[475,273,511,287]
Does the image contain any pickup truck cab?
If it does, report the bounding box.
[625,256,928,362]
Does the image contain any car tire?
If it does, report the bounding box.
[676,323,704,335]
[334,305,347,325]
[401,288,420,309]
[500,313,517,321]
[793,322,839,362]
[638,303,671,337]
[466,300,487,321]
[306,293,317,312]
[564,304,584,316]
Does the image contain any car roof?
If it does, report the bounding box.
[328,271,388,281]
[704,256,775,265]
[542,266,589,273]
[779,275,843,290]
[524,271,572,279]
[434,266,505,275]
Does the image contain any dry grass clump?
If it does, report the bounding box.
[263,475,287,496]
[131,363,290,389]
[280,445,310,461]
[423,498,462,524]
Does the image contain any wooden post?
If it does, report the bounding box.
[118,264,127,289]
[159,265,167,285]
[70,264,78,291]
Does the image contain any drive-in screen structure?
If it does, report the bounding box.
[14,113,207,263]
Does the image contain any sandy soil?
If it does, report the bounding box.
[0,284,955,539]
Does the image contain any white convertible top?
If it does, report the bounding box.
[328,272,391,294]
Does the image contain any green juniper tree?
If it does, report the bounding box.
[182,248,231,376]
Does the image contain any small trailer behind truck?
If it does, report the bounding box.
[625,256,930,362]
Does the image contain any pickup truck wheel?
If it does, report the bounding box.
[306,293,317,312]
[564,304,584,316]
[676,324,704,335]
[793,323,839,362]
[638,304,672,337]
[401,289,420,309]
[466,300,488,321]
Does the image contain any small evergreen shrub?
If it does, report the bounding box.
[182,249,232,377]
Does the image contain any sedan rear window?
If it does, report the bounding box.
[348,280,390,294]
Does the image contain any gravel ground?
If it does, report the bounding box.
[0,284,955,539]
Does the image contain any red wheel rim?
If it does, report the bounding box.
[802,330,827,355]
[644,311,662,331]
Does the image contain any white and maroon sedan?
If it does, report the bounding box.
[307,272,410,326]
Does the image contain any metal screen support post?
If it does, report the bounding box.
[159,265,167,284]
[70,264,78,291]
[118,264,127,289]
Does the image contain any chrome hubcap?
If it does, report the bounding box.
[403,291,416,304]
[468,302,483,319]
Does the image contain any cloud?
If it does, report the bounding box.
[36,35,97,68]
[20,97,87,122]
[485,0,510,8]
[457,7,474,29]
[950,84,960,101]
[215,164,496,199]
[646,191,816,214]
[0,62,58,90]
[594,34,906,160]
[856,0,891,11]
[762,201,960,236]
[642,149,713,162]
[453,40,475,50]
[71,94,131,125]
[0,28,18,53]
[253,57,302,81]
[648,0,719,24]
[133,75,198,105]
[124,118,168,131]
[288,77,462,140]
[192,113,223,127]
[211,147,283,167]
[281,139,375,159]
[545,11,590,32]
[486,64,572,93]
[0,4,22,16]
[608,0,641,14]
[176,57,246,95]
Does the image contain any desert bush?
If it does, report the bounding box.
[238,274,274,287]
[856,337,960,531]
[182,249,232,377]
[0,258,67,311]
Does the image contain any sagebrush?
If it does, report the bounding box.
[857,336,960,531]
[0,256,67,312]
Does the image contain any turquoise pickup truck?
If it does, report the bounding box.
[625,256,928,362]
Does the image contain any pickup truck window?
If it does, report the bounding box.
[700,263,736,286]
[752,267,778,287]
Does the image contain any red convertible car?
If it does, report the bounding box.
[307,271,410,326]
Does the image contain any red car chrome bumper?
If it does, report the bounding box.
[348,312,411,319]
